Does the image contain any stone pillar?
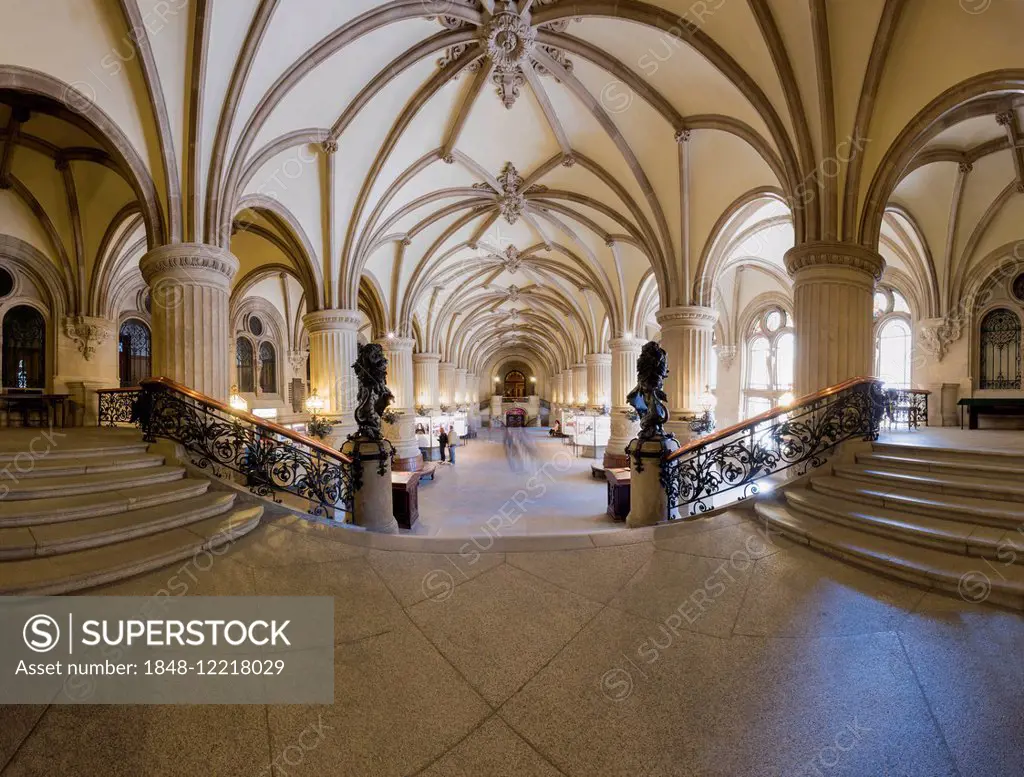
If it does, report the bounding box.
[413,352,441,410]
[586,353,612,409]
[140,243,238,400]
[562,369,574,406]
[573,363,588,405]
[439,362,456,407]
[376,336,421,472]
[553,372,563,407]
[303,309,361,443]
[341,438,397,533]
[454,368,467,406]
[656,306,718,439]
[605,336,644,468]
[785,242,885,395]
[466,373,480,429]
[490,394,502,425]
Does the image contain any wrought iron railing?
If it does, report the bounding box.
[884,388,929,429]
[664,377,887,517]
[97,387,142,426]
[98,378,356,519]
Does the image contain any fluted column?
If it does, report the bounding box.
[573,364,588,405]
[303,309,361,442]
[140,244,238,400]
[561,369,573,405]
[586,353,612,409]
[413,352,441,411]
[785,242,885,394]
[657,306,718,439]
[376,336,421,471]
[605,336,644,468]
[438,362,456,407]
[466,373,480,430]
[454,368,468,405]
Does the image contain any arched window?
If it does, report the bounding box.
[236,337,255,393]
[259,341,277,394]
[873,286,913,389]
[980,309,1022,390]
[2,305,45,390]
[504,370,526,399]
[118,319,151,387]
[742,307,793,419]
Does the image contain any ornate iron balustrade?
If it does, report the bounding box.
[884,388,929,429]
[102,378,357,519]
[664,377,887,517]
[97,387,142,427]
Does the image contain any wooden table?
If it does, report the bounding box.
[958,397,1024,429]
[1,393,70,428]
[392,470,423,530]
[605,468,631,522]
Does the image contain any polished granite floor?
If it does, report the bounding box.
[2,502,1023,776]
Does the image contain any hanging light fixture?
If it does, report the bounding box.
[305,388,325,416]
[229,385,248,413]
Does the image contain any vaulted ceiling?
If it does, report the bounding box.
[1,0,1022,377]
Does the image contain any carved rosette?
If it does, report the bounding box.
[500,245,523,273]
[63,315,115,361]
[918,316,964,362]
[506,284,522,303]
[497,161,527,224]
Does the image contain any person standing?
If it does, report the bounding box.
[447,424,460,465]
[437,425,448,463]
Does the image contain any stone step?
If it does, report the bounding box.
[810,475,1024,529]
[784,488,1024,563]
[857,451,1024,478]
[0,478,211,527]
[872,441,1024,468]
[754,501,1024,611]
[0,465,187,501]
[0,506,263,595]
[832,463,1024,504]
[0,453,165,480]
[0,439,149,464]
[0,492,238,560]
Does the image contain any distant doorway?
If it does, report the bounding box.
[119,318,151,387]
[504,370,526,398]
[506,407,526,427]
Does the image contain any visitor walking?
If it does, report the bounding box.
[437,426,448,463]
[447,424,460,465]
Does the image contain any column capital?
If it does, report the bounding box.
[375,336,415,352]
[439,361,456,370]
[656,306,718,330]
[303,308,362,333]
[784,242,885,282]
[140,243,238,287]
[609,336,646,352]
[413,352,442,364]
[585,352,612,366]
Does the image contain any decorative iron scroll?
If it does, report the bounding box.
[103,381,356,518]
[884,388,929,429]
[97,388,141,427]
[665,379,886,517]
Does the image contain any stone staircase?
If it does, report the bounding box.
[755,440,1024,610]
[0,430,262,595]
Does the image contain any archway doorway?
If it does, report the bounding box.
[504,370,526,398]
[2,305,45,390]
[119,318,151,387]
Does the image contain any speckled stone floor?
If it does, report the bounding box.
[2,499,1022,777]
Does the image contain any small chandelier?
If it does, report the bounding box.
[305,388,325,416]
[229,385,248,412]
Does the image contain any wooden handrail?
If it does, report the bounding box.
[96,387,145,394]
[666,376,881,462]
[139,377,353,464]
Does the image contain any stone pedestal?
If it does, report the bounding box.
[66,379,116,427]
[606,337,644,468]
[626,436,681,528]
[656,306,717,440]
[140,243,238,400]
[413,352,441,411]
[341,438,397,533]
[303,309,362,443]
[377,336,421,471]
[785,242,885,395]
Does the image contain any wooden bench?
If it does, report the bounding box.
[419,462,438,482]
[958,397,1024,429]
